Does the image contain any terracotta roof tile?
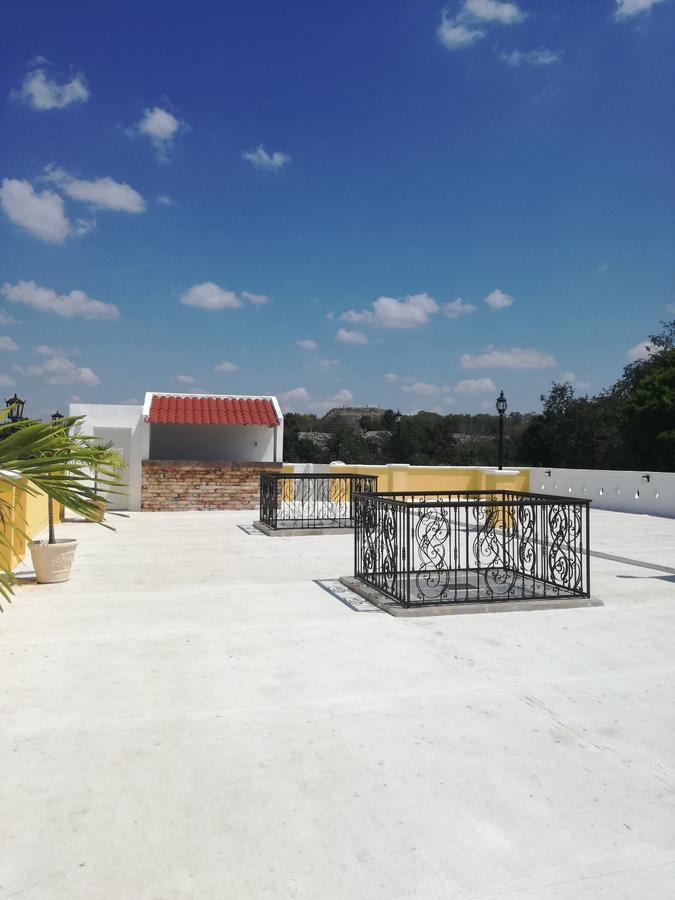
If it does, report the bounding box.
[146,395,279,426]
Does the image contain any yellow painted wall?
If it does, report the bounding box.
[0,482,18,572]
[281,463,531,496]
[482,468,529,493]
[324,464,529,495]
[0,479,61,570]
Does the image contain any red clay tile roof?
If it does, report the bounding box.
[146,395,279,426]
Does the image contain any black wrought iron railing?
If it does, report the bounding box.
[259,473,378,530]
[354,490,591,607]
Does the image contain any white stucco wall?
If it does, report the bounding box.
[149,423,279,462]
[529,467,675,519]
[70,403,147,511]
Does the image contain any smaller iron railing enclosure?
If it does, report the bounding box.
[259,473,378,529]
[354,490,590,607]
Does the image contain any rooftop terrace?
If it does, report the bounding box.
[2,508,675,898]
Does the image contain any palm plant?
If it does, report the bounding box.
[90,446,126,522]
[0,406,123,603]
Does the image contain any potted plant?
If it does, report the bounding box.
[28,438,124,583]
[28,492,78,583]
[0,406,122,594]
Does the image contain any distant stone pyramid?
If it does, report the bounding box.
[319,405,385,431]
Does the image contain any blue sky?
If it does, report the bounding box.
[0,0,673,419]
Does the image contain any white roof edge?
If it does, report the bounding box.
[142,392,154,419]
[145,391,279,400]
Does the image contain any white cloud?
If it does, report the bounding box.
[173,374,195,384]
[46,357,100,386]
[17,355,99,386]
[297,339,318,351]
[500,48,562,66]
[627,339,655,362]
[412,400,456,414]
[665,303,675,314]
[443,297,477,319]
[156,194,173,206]
[241,291,269,305]
[179,282,267,310]
[317,357,339,368]
[0,336,18,351]
[278,386,355,414]
[460,346,556,369]
[1,280,119,320]
[463,0,524,24]
[242,145,291,172]
[326,388,353,405]
[73,218,96,237]
[341,292,439,329]
[0,375,14,387]
[139,107,179,140]
[437,10,484,48]
[14,365,41,376]
[337,328,368,345]
[278,387,311,411]
[453,377,498,393]
[384,372,400,383]
[484,288,514,310]
[213,361,238,373]
[313,388,355,414]
[0,310,17,325]
[615,0,669,20]
[130,107,184,160]
[34,344,73,356]
[437,1,524,52]
[0,178,71,242]
[402,381,451,397]
[45,167,145,213]
[559,372,591,389]
[13,67,89,110]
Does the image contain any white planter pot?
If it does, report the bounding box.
[29,539,78,584]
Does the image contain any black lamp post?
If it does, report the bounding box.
[51,410,64,421]
[5,393,26,423]
[394,410,402,462]
[496,390,507,470]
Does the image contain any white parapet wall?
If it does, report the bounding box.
[529,467,675,518]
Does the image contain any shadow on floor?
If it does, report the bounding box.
[616,574,675,585]
[314,579,382,613]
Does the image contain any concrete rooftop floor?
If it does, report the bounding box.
[1,509,674,899]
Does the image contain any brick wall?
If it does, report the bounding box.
[141,460,282,511]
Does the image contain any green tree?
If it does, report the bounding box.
[519,320,674,471]
[384,413,457,465]
[283,412,321,432]
[519,383,623,468]
[620,348,675,470]
[327,428,372,463]
[283,431,329,463]
[609,321,674,402]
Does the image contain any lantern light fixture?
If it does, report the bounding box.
[5,393,25,423]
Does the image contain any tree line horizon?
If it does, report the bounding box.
[284,320,675,473]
